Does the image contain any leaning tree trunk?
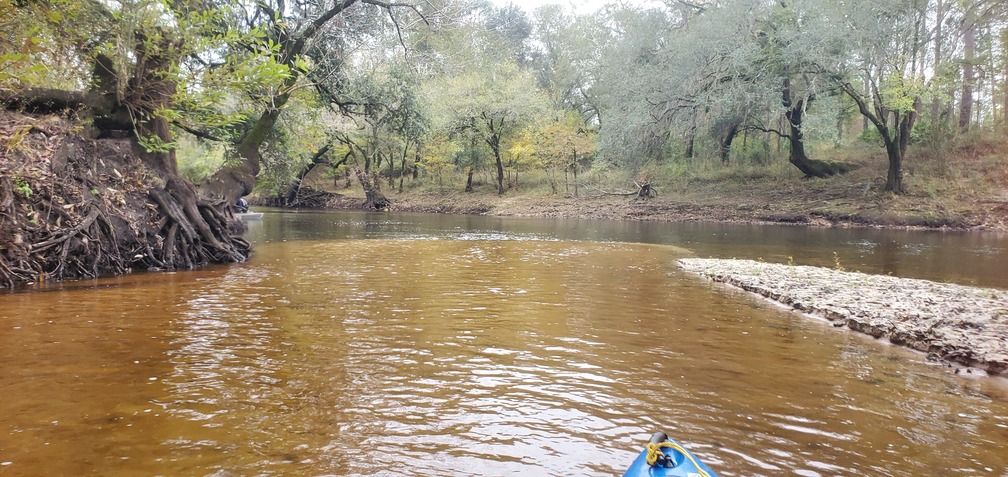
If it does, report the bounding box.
[782,82,848,179]
[785,102,835,178]
[283,146,351,207]
[355,168,390,210]
[202,106,282,207]
[720,120,741,164]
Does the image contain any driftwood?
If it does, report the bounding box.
[596,180,657,200]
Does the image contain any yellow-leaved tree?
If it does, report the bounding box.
[536,112,597,196]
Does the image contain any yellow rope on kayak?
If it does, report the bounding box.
[645,441,712,477]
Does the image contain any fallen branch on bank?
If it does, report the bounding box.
[594,181,657,200]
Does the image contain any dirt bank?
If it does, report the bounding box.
[0,111,248,288]
[294,181,1007,231]
[277,132,1008,230]
[677,258,1008,377]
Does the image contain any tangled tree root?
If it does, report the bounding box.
[0,112,249,288]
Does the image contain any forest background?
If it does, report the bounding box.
[1,0,1007,286]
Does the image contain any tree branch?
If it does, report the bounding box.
[743,124,788,139]
[301,0,358,44]
[173,121,223,142]
[361,0,428,23]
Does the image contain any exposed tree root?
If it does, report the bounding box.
[355,168,391,210]
[0,111,249,289]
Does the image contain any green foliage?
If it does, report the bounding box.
[13,178,32,198]
[858,127,882,145]
[880,73,924,113]
[5,0,1004,203]
[505,128,541,178]
[530,111,598,193]
[423,58,550,190]
[176,137,226,182]
[136,134,176,154]
[732,139,775,166]
[0,0,93,89]
[419,134,460,187]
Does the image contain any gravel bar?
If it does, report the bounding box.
[678,258,1008,377]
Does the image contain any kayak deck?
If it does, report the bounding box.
[623,432,718,477]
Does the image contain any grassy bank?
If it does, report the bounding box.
[275,133,1008,230]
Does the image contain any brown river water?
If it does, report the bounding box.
[1,210,1007,476]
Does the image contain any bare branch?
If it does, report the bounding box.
[361,0,429,24]
[173,121,223,142]
[742,124,787,139]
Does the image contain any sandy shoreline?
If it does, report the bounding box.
[677,258,1008,377]
[284,189,1007,231]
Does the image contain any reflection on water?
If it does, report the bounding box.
[245,209,1008,289]
[1,210,1007,476]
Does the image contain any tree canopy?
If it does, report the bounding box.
[3,0,1007,202]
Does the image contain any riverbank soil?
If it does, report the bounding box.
[289,135,1008,231]
[0,111,248,288]
[678,258,1008,377]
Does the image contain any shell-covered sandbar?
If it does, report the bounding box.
[678,258,1008,377]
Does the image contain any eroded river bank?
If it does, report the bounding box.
[679,258,1008,377]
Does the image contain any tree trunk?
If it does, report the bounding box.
[842,82,909,194]
[720,121,740,164]
[888,103,918,194]
[881,114,911,194]
[132,36,248,263]
[388,147,395,189]
[884,144,904,194]
[355,168,389,210]
[999,28,1008,126]
[685,112,697,158]
[201,106,282,207]
[413,149,420,179]
[563,167,569,195]
[399,147,407,193]
[960,22,976,131]
[465,167,475,192]
[930,0,945,126]
[3,33,252,285]
[284,144,334,206]
[488,132,505,195]
[571,148,579,197]
[785,99,833,178]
